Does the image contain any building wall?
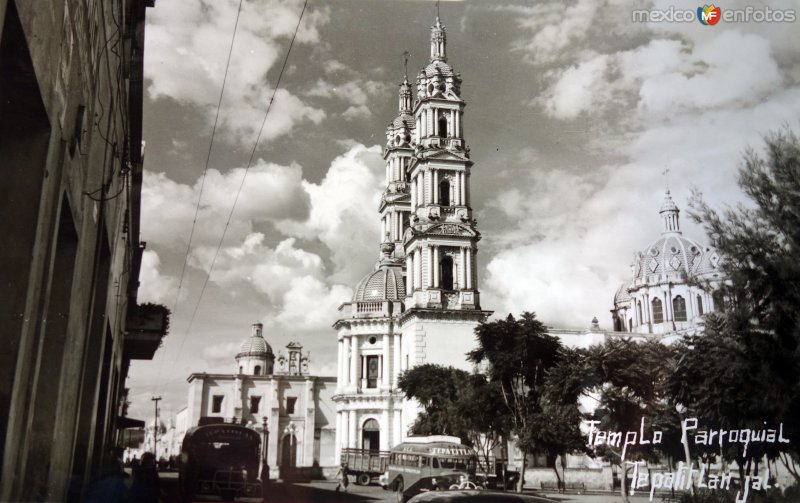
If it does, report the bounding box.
[186,374,337,473]
[0,1,153,501]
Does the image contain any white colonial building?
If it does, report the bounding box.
[333,15,491,460]
[185,323,337,475]
[610,190,725,335]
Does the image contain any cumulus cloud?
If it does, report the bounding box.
[510,0,599,64]
[274,277,353,331]
[305,78,388,120]
[138,250,180,305]
[144,0,329,144]
[141,160,309,250]
[142,143,383,334]
[535,53,610,120]
[277,143,385,284]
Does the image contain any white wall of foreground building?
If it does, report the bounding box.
[185,373,337,474]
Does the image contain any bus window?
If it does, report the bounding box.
[438,457,469,470]
[432,457,440,469]
[421,456,429,467]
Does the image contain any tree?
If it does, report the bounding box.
[688,128,800,480]
[560,339,677,503]
[397,365,511,475]
[397,364,471,438]
[467,312,570,492]
[455,375,511,476]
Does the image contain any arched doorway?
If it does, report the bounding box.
[438,115,448,138]
[281,434,297,467]
[362,419,380,453]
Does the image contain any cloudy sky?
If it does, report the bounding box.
[127,0,800,421]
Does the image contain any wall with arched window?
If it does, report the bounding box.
[651,298,664,324]
[672,296,687,322]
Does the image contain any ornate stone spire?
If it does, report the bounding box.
[399,75,412,114]
[659,190,681,234]
[430,16,446,62]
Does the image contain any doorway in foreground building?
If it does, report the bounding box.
[281,434,297,467]
[362,419,380,452]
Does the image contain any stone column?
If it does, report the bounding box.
[411,177,417,209]
[414,248,422,292]
[340,410,348,452]
[450,109,455,138]
[382,333,391,388]
[304,379,315,465]
[348,410,358,449]
[350,335,359,389]
[406,255,413,293]
[433,246,439,288]
[425,170,431,204]
[342,336,350,387]
[381,409,390,451]
[433,169,439,204]
[393,333,402,387]
[466,248,473,289]
[335,411,342,461]
[459,248,466,289]
[455,110,460,138]
[337,338,344,388]
[426,246,433,288]
[393,409,402,445]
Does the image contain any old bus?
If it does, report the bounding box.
[387,436,478,502]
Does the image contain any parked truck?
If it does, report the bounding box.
[340,448,389,486]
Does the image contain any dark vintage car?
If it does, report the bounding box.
[408,490,557,503]
[477,471,520,490]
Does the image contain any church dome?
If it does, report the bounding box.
[632,234,720,280]
[631,190,722,281]
[236,323,273,359]
[614,282,632,304]
[424,60,455,78]
[352,264,405,302]
[392,113,415,129]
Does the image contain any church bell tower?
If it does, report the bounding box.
[400,14,490,373]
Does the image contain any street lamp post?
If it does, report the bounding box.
[261,417,269,483]
[151,396,161,457]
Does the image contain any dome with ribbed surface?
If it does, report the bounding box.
[632,234,721,280]
[392,113,415,129]
[236,323,273,358]
[425,60,455,78]
[353,265,405,302]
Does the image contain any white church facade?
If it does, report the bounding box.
[184,323,338,476]
[330,11,730,491]
[333,15,491,459]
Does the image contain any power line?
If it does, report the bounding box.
[172,0,245,321]
[153,0,245,390]
[158,0,309,393]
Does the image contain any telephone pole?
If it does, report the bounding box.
[151,396,161,456]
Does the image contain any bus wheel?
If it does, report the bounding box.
[357,473,371,486]
[395,478,404,503]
